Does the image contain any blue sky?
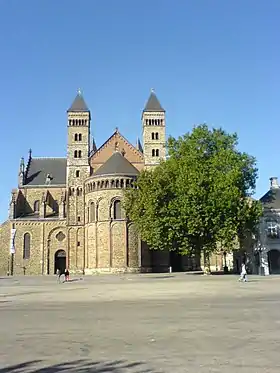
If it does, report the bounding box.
[0,0,279,222]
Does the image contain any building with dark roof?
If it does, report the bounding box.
[256,176,280,275]
[0,90,182,276]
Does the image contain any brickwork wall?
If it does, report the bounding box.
[0,221,10,275]
[84,182,140,273]
[14,187,65,218]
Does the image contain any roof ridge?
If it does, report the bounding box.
[32,157,66,160]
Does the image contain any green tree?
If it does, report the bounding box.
[124,124,262,269]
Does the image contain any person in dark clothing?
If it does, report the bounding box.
[64,269,70,282]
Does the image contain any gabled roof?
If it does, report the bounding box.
[90,128,144,161]
[67,91,89,112]
[260,188,280,209]
[94,152,139,177]
[24,158,67,186]
[144,91,165,112]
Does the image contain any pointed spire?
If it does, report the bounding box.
[20,157,25,173]
[143,89,165,112]
[136,137,143,153]
[91,136,97,153]
[68,89,89,112]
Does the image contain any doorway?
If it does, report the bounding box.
[169,250,184,272]
[268,249,280,274]
[54,249,66,275]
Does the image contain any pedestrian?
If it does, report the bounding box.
[239,263,248,282]
[56,268,61,283]
[65,268,70,282]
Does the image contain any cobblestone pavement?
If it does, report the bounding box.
[1,273,280,372]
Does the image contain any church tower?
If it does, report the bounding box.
[142,90,166,169]
[67,90,91,226]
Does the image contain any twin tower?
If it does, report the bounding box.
[66,89,167,188]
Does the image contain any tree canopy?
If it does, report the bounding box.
[123,124,262,260]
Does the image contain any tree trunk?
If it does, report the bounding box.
[203,251,211,275]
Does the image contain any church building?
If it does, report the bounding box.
[0,90,223,276]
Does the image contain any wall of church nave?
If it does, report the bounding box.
[97,222,110,268]
[127,223,139,268]
[111,222,126,268]
[16,187,65,218]
[10,222,42,275]
[0,221,10,276]
[67,227,85,273]
[86,224,97,268]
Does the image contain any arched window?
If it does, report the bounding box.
[151,132,155,140]
[90,201,95,222]
[152,149,155,157]
[34,200,39,213]
[155,149,159,157]
[78,150,82,158]
[74,134,78,141]
[76,170,80,178]
[23,233,31,259]
[155,132,159,140]
[78,134,82,141]
[113,200,122,220]
[74,150,78,158]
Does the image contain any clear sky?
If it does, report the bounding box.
[0,0,279,222]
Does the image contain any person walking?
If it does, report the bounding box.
[64,268,70,282]
[56,269,61,283]
[239,263,248,282]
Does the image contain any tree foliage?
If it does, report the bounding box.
[123,124,262,258]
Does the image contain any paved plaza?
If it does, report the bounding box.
[1,273,280,373]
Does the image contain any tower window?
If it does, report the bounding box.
[77,216,81,222]
[155,132,159,140]
[34,200,39,213]
[152,149,155,157]
[74,150,77,158]
[155,149,159,156]
[76,170,80,178]
[152,149,159,157]
[78,150,82,158]
[74,134,82,141]
[152,132,154,140]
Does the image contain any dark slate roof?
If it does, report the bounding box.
[144,91,165,112]
[94,152,139,176]
[68,92,89,112]
[260,188,280,209]
[24,158,67,186]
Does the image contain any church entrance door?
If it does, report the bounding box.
[54,249,66,275]
[268,249,280,274]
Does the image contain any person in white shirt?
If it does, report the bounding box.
[239,263,248,282]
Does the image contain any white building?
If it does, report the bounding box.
[257,177,280,275]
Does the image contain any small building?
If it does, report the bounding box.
[256,177,280,275]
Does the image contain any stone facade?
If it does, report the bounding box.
[0,90,224,276]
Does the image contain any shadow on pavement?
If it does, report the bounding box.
[0,359,157,373]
